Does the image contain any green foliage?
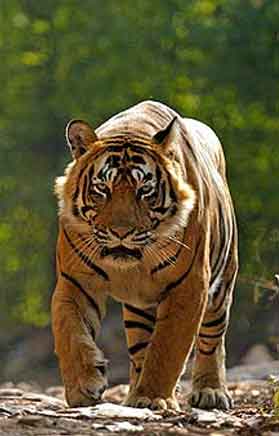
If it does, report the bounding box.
[268,375,279,415]
[0,0,278,330]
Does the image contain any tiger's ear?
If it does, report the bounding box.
[65,119,99,159]
[152,117,178,155]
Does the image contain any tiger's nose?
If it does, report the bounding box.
[110,227,134,239]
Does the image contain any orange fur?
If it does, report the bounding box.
[52,101,238,410]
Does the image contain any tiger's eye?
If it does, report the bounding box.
[137,184,154,199]
[141,185,152,193]
[97,183,107,191]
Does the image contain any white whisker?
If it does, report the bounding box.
[167,235,190,249]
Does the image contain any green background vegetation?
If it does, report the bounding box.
[0,0,278,379]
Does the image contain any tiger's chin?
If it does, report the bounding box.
[100,245,143,270]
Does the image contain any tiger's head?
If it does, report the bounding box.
[55,117,195,269]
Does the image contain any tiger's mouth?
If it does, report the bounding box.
[101,245,142,261]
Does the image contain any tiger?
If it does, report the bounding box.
[52,100,238,411]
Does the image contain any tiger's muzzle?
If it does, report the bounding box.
[100,245,143,261]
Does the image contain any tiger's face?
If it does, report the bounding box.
[56,119,195,269]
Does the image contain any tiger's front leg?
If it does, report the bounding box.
[51,272,107,407]
[125,263,209,411]
[122,303,156,396]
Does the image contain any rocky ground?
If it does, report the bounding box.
[1,363,279,435]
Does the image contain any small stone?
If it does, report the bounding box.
[69,403,162,420]
[93,421,144,433]
[192,409,218,424]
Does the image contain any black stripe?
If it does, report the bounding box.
[159,237,202,302]
[160,180,166,208]
[63,229,109,281]
[129,145,148,154]
[156,165,162,183]
[88,164,95,181]
[124,320,153,334]
[166,172,177,202]
[100,142,159,164]
[82,174,88,206]
[148,166,160,204]
[131,155,145,164]
[213,269,236,313]
[199,328,226,339]
[210,204,226,285]
[129,166,146,180]
[105,145,124,153]
[202,311,227,328]
[151,217,160,229]
[104,144,145,154]
[210,239,215,266]
[57,252,61,270]
[128,341,149,355]
[72,204,79,217]
[97,165,107,181]
[151,252,179,274]
[152,206,170,215]
[124,304,156,323]
[169,204,177,217]
[81,205,94,216]
[105,155,121,167]
[123,148,131,162]
[213,290,227,314]
[198,345,217,355]
[61,271,102,322]
[210,209,235,289]
[72,186,80,202]
[89,325,96,340]
[72,165,87,202]
[72,167,87,216]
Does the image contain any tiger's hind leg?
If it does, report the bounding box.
[122,303,156,402]
[190,266,238,410]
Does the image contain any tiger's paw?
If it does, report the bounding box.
[65,364,108,407]
[189,387,233,410]
[124,393,180,411]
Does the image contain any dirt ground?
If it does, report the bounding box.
[1,364,279,435]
